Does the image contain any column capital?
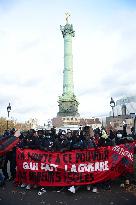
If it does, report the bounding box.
[60,24,75,38]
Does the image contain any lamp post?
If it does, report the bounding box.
[7,102,11,130]
[47,120,51,129]
[110,97,115,118]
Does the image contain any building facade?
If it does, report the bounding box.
[52,116,101,129]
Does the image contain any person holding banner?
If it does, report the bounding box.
[54,131,71,152]
[98,129,112,147]
[1,128,19,181]
[84,130,96,149]
[39,130,55,151]
[67,130,84,193]
[71,130,85,150]
[19,129,40,190]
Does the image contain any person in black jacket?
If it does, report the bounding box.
[54,131,70,152]
[71,130,85,150]
[39,130,54,151]
[27,130,39,149]
[1,129,17,181]
[84,133,96,149]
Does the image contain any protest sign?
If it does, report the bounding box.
[16,143,135,186]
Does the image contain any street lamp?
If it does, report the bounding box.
[110,97,115,118]
[7,102,11,130]
[47,119,51,128]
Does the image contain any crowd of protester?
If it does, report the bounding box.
[18,125,136,151]
[0,125,136,193]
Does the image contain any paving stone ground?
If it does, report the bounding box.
[0,180,136,205]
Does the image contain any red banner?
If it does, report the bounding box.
[16,143,135,186]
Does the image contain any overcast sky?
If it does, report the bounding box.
[0,0,136,125]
